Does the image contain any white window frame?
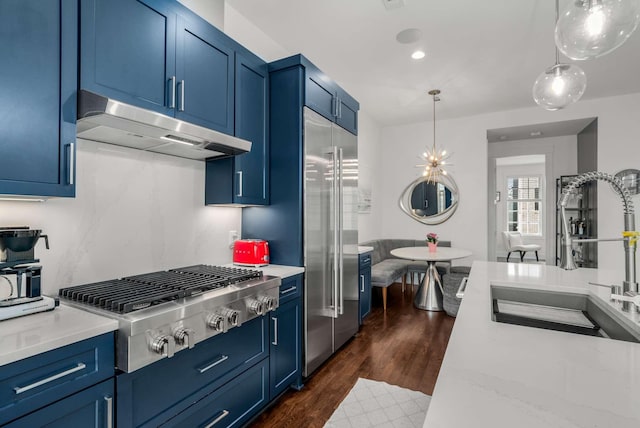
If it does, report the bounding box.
[506,174,543,237]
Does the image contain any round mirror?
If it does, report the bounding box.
[398,174,459,225]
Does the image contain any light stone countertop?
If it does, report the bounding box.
[358,246,374,255]
[423,261,640,428]
[223,263,304,279]
[0,304,118,367]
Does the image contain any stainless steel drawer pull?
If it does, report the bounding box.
[68,142,75,186]
[169,76,176,108]
[179,79,185,111]
[360,274,365,292]
[456,277,469,299]
[14,362,86,395]
[237,171,243,197]
[272,317,278,346]
[204,410,230,428]
[197,355,229,373]
[105,396,113,428]
[280,286,296,295]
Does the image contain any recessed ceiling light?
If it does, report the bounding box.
[499,135,508,141]
[396,28,422,44]
[411,50,426,60]
[530,131,543,137]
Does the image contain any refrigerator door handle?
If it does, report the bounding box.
[338,147,344,315]
[332,147,339,319]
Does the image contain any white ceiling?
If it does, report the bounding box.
[226,0,640,127]
[486,117,596,142]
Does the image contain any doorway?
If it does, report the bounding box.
[486,118,596,264]
[494,155,546,262]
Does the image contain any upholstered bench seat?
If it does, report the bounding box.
[370,259,410,288]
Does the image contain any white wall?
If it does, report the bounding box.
[370,93,640,274]
[0,140,240,295]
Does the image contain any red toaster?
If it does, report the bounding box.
[233,239,270,266]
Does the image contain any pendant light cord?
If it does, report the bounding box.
[554,0,560,65]
[432,92,436,154]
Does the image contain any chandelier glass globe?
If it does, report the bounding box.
[555,0,640,60]
[532,63,587,111]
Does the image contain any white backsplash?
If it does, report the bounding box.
[0,139,241,295]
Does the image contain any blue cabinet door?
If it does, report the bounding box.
[159,359,269,428]
[336,89,359,135]
[6,379,114,428]
[0,0,76,197]
[81,0,176,116]
[270,297,302,398]
[359,254,372,323]
[305,66,337,123]
[175,15,234,134]
[205,51,269,206]
[233,52,269,205]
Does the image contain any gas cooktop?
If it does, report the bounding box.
[58,264,280,372]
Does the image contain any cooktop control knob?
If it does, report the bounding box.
[173,327,195,349]
[221,308,240,327]
[246,298,264,316]
[258,295,277,312]
[150,334,176,358]
[206,314,226,332]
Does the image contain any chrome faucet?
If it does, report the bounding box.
[558,171,639,311]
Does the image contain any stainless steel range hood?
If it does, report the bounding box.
[76,90,251,160]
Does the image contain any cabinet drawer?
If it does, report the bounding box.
[279,274,302,304]
[359,253,372,268]
[0,332,114,426]
[5,378,114,428]
[160,358,269,428]
[117,316,268,428]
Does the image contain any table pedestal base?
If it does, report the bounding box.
[414,261,444,311]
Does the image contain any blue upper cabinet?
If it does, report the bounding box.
[175,15,234,134]
[0,0,76,197]
[271,54,359,135]
[81,0,235,135]
[305,67,337,123]
[81,0,176,117]
[205,51,269,206]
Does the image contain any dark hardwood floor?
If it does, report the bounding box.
[249,283,456,428]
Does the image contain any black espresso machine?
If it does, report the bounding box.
[0,227,57,321]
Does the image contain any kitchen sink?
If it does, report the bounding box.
[491,285,640,344]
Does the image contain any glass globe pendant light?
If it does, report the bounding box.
[555,0,640,60]
[533,0,587,110]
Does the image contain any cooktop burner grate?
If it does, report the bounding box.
[169,265,262,283]
[59,265,263,314]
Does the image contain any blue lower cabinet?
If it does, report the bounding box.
[269,297,302,398]
[116,316,268,428]
[5,379,114,428]
[0,333,114,426]
[359,253,372,323]
[159,358,269,428]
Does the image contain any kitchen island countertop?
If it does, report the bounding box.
[0,304,117,367]
[424,261,640,428]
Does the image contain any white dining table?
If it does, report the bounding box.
[390,246,472,311]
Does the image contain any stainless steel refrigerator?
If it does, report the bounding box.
[303,107,359,377]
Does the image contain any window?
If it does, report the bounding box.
[507,176,542,235]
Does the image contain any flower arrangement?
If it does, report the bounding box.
[426,233,438,244]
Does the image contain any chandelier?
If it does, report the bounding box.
[417,89,450,183]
